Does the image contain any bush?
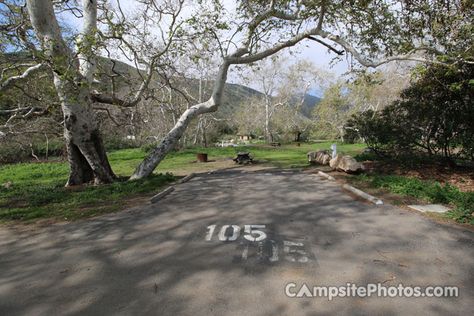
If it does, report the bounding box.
[141,142,156,153]
[103,136,140,151]
[448,193,474,224]
[345,63,474,160]
[33,140,65,158]
[0,138,65,163]
[0,144,26,163]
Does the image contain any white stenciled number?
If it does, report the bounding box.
[205,225,217,241]
[269,240,279,262]
[218,225,241,241]
[205,225,266,242]
[243,225,267,242]
[283,240,309,263]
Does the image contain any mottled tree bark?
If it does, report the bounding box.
[130,61,231,179]
[27,0,115,185]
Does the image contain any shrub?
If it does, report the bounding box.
[33,140,65,158]
[104,136,140,151]
[345,63,474,160]
[0,139,65,163]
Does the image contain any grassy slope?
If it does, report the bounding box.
[0,142,363,222]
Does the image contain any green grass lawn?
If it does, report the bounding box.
[0,142,364,222]
[109,142,365,175]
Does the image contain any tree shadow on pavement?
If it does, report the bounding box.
[0,169,473,315]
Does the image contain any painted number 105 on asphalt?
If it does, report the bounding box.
[205,224,267,242]
[204,224,311,263]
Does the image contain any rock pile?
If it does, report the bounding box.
[307,151,363,173]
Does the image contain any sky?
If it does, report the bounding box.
[61,0,353,97]
[247,42,350,97]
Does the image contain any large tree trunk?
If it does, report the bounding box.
[64,133,114,186]
[54,75,116,185]
[130,100,215,180]
[264,97,272,143]
[130,62,230,180]
[27,0,115,186]
[77,0,97,83]
[295,131,302,142]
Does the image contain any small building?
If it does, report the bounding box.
[237,134,252,141]
[236,129,254,142]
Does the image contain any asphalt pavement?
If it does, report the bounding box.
[0,169,473,315]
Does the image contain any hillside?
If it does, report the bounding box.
[95,57,319,117]
[1,53,320,120]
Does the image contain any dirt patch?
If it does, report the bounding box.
[167,158,236,176]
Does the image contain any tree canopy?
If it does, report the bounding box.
[0,0,472,184]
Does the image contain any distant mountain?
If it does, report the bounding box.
[95,57,320,117]
[287,93,321,117]
[301,94,321,117]
[2,52,318,118]
[222,82,264,114]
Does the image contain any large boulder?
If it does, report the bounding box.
[329,154,363,173]
[338,156,364,173]
[307,150,331,165]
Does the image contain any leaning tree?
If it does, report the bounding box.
[131,0,473,179]
[1,0,472,184]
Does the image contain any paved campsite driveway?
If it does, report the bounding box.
[0,169,473,315]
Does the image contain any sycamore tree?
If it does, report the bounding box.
[346,65,411,113]
[274,59,327,142]
[0,0,118,185]
[1,0,187,185]
[312,81,349,141]
[0,0,472,185]
[238,56,324,143]
[312,65,411,140]
[240,55,286,143]
[105,0,474,179]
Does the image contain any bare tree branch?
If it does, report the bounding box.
[307,36,344,55]
[321,31,446,67]
[227,27,319,64]
[0,63,45,91]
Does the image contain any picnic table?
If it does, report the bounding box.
[233,152,253,164]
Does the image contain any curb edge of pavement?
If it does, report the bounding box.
[342,184,384,205]
[178,173,195,184]
[150,186,175,204]
[150,173,196,204]
[318,171,383,205]
[317,170,336,181]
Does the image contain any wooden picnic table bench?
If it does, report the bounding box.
[233,152,253,164]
